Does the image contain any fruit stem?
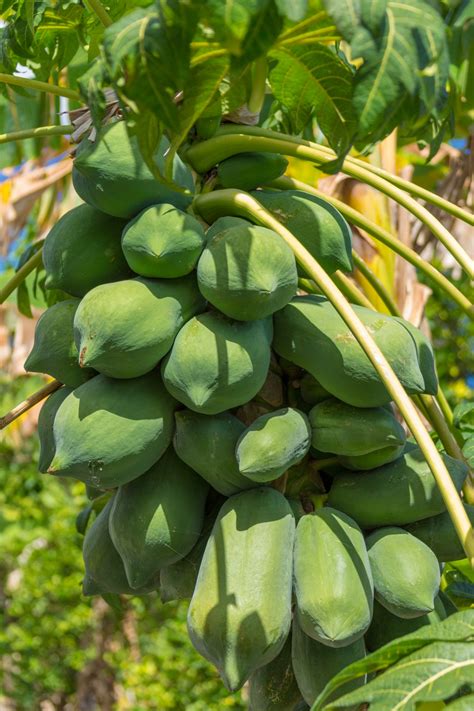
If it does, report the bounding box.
[351,251,401,316]
[269,176,472,317]
[248,57,267,115]
[193,188,474,566]
[0,124,73,145]
[217,125,474,227]
[0,73,81,102]
[0,248,44,305]
[186,132,474,277]
[0,379,62,430]
[86,0,113,27]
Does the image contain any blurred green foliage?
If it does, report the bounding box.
[0,377,245,710]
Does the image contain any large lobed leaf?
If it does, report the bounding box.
[324,0,450,148]
[311,610,474,710]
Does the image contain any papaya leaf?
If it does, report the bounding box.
[445,582,474,601]
[323,641,474,710]
[447,694,474,709]
[274,0,307,22]
[168,55,229,162]
[453,402,474,436]
[462,437,474,469]
[269,43,355,155]
[311,610,474,710]
[325,0,450,148]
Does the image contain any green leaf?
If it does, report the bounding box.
[453,402,474,435]
[462,437,474,469]
[447,694,474,709]
[325,0,450,147]
[311,610,474,710]
[445,582,474,601]
[269,43,355,154]
[168,55,229,159]
[324,641,474,710]
[274,0,307,22]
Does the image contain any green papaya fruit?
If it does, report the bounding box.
[47,372,176,488]
[83,498,159,596]
[291,618,366,707]
[37,386,72,472]
[251,190,352,275]
[394,317,439,396]
[73,120,194,218]
[160,500,222,603]
[366,527,441,618]
[327,445,468,528]
[273,295,437,407]
[217,152,288,191]
[173,410,255,495]
[365,597,448,652]
[309,398,406,470]
[248,633,303,711]
[74,275,205,379]
[195,114,221,139]
[300,374,331,405]
[197,222,297,321]
[236,408,311,483]
[24,299,95,387]
[121,204,206,278]
[206,215,254,241]
[188,488,295,691]
[287,498,307,521]
[109,449,209,589]
[162,312,273,414]
[42,204,130,297]
[294,508,373,647]
[405,505,474,562]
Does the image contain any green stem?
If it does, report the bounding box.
[0,125,73,145]
[279,27,338,45]
[331,271,374,309]
[186,130,474,274]
[269,176,472,317]
[217,125,474,227]
[279,11,328,39]
[351,251,401,316]
[191,49,228,67]
[0,249,43,305]
[193,188,474,566]
[86,0,113,27]
[1,379,62,431]
[248,57,268,114]
[0,73,81,102]
[437,387,454,428]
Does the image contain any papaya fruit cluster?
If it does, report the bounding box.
[26,120,468,709]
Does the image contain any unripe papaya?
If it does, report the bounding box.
[82,498,159,596]
[248,634,302,711]
[291,618,366,707]
[74,275,205,379]
[294,508,373,647]
[206,216,253,241]
[73,120,194,218]
[42,204,130,297]
[251,190,352,275]
[121,204,206,278]
[160,500,223,602]
[37,386,72,472]
[162,312,273,414]
[300,374,331,405]
[47,372,176,489]
[309,398,406,470]
[405,505,474,562]
[328,445,467,528]
[195,113,221,139]
[365,597,448,652]
[217,152,288,191]
[197,223,297,321]
[173,410,255,495]
[188,488,295,691]
[109,449,209,589]
[366,527,441,619]
[236,408,311,483]
[274,295,437,407]
[24,299,95,387]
